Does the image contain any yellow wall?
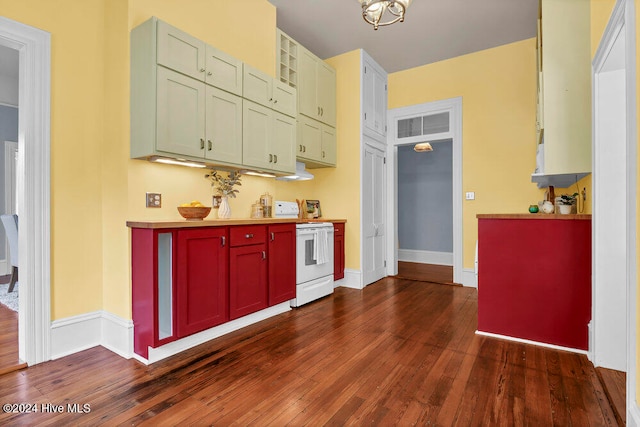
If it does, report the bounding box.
[389,39,540,268]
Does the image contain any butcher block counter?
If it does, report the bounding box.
[126,218,346,229]
[476,214,591,351]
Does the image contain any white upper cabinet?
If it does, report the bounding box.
[156,19,243,96]
[243,64,297,117]
[277,29,298,89]
[532,0,591,187]
[298,46,336,127]
[362,52,388,142]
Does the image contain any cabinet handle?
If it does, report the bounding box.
[303,145,306,153]
[207,71,212,76]
[317,106,320,115]
[299,144,303,153]
[221,236,226,247]
[269,154,273,163]
[273,154,278,164]
[199,68,205,72]
[273,99,278,104]
[200,138,205,149]
[322,151,325,158]
[245,233,254,239]
[320,107,323,116]
[262,251,266,260]
[270,232,275,241]
[208,140,212,151]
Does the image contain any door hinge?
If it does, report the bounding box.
[364,66,367,74]
[385,84,387,91]
[383,157,386,164]
[364,112,367,120]
[384,260,387,267]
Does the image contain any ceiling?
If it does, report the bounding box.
[268,0,538,73]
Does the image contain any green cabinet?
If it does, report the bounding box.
[243,64,297,117]
[299,47,336,127]
[297,114,336,168]
[205,86,243,165]
[242,100,296,174]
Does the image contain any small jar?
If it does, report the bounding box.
[251,201,264,218]
[260,192,273,218]
[528,204,539,213]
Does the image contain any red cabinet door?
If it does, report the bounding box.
[176,228,229,337]
[333,223,345,280]
[229,243,268,319]
[268,223,296,305]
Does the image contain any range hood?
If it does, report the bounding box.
[276,162,314,181]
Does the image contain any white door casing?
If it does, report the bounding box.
[0,16,52,365]
[592,0,638,423]
[386,97,463,285]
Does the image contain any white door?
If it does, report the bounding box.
[2,141,17,275]
[363,143,386,286]
[593,27,627,372]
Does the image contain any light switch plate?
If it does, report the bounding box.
[465,192,475,200]
[146,192,162,208]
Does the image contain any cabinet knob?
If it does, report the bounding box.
[207,71,212,76]
[200,138,205,149]
[269,98,273,102]
[273,99,278,104]
[245,233,254,239]
[208,140,212,151]
[199,68,205,72]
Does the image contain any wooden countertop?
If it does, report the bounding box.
[477,214,591,220]
[127,218,347,229]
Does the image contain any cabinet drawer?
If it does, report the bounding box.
[230,225,266,246]
[334,222,345,236]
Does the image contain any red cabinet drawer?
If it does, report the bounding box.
[230,225,266,247]
[334,222,345,236]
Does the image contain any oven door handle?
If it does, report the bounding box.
[297,229,334,236]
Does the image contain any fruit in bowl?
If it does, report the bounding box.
[177,200,211,220]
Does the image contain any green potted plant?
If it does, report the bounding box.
[205,170,242,218]
[557,192,579,214]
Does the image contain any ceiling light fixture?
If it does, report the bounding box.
[359,0,412,30]
[414,142,433,152]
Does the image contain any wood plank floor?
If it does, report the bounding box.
[0,301,24,375]
[396,261,455,285]
[0,277,619,425]
[597,367,626,425]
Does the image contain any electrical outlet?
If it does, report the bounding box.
[582,187,587,201]
[465,192,475,200]
[146,192,161,208]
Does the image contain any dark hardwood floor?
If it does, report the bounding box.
[396,261,455,285]
[0,277,620,425]
[597,367,627,425]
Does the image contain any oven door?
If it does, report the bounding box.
[296,227,334,284]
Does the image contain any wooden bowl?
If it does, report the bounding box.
[177,206,211,221]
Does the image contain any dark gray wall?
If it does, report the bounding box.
[0,105,18,261]
[398,139,453,253]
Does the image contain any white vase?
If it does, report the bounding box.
[558,204,572,215]
[218,196,231,218]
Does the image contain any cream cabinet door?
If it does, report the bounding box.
[242,100,272,170]
[272,80,297,118]
[297,115,322,162]
[156,20,206,81]
[271,112,296,174]
[298,48,319,120]
[243,65,272,108]
[317,61,336,127]
[205,46,243,96]
[320,124,336,165]
[205,86,242,165]
[156,67,206,157]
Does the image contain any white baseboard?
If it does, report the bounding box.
[461,268,477,288]
[101,311,134,359]
[336,269,363,290]
[141,302,291,364]
[475,330,588,356]
[398,249,453,266]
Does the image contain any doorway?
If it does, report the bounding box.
[0,16,52,366]
[591,0,637,421]
[387,97,463,285]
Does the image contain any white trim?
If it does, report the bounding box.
[461,268,476,288]
[141,302,291,364]
[335,268,363,290]
[387,97,463,284]
[49,311,133,360]
[592,1,638,422]
[475,330,589,356]
[397,249,453,266]
[0,16,52,366]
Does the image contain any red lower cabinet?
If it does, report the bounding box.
[176,228,228,337]
[478,217,591,350]
[229,225,268,320]
[268,224,296,305]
